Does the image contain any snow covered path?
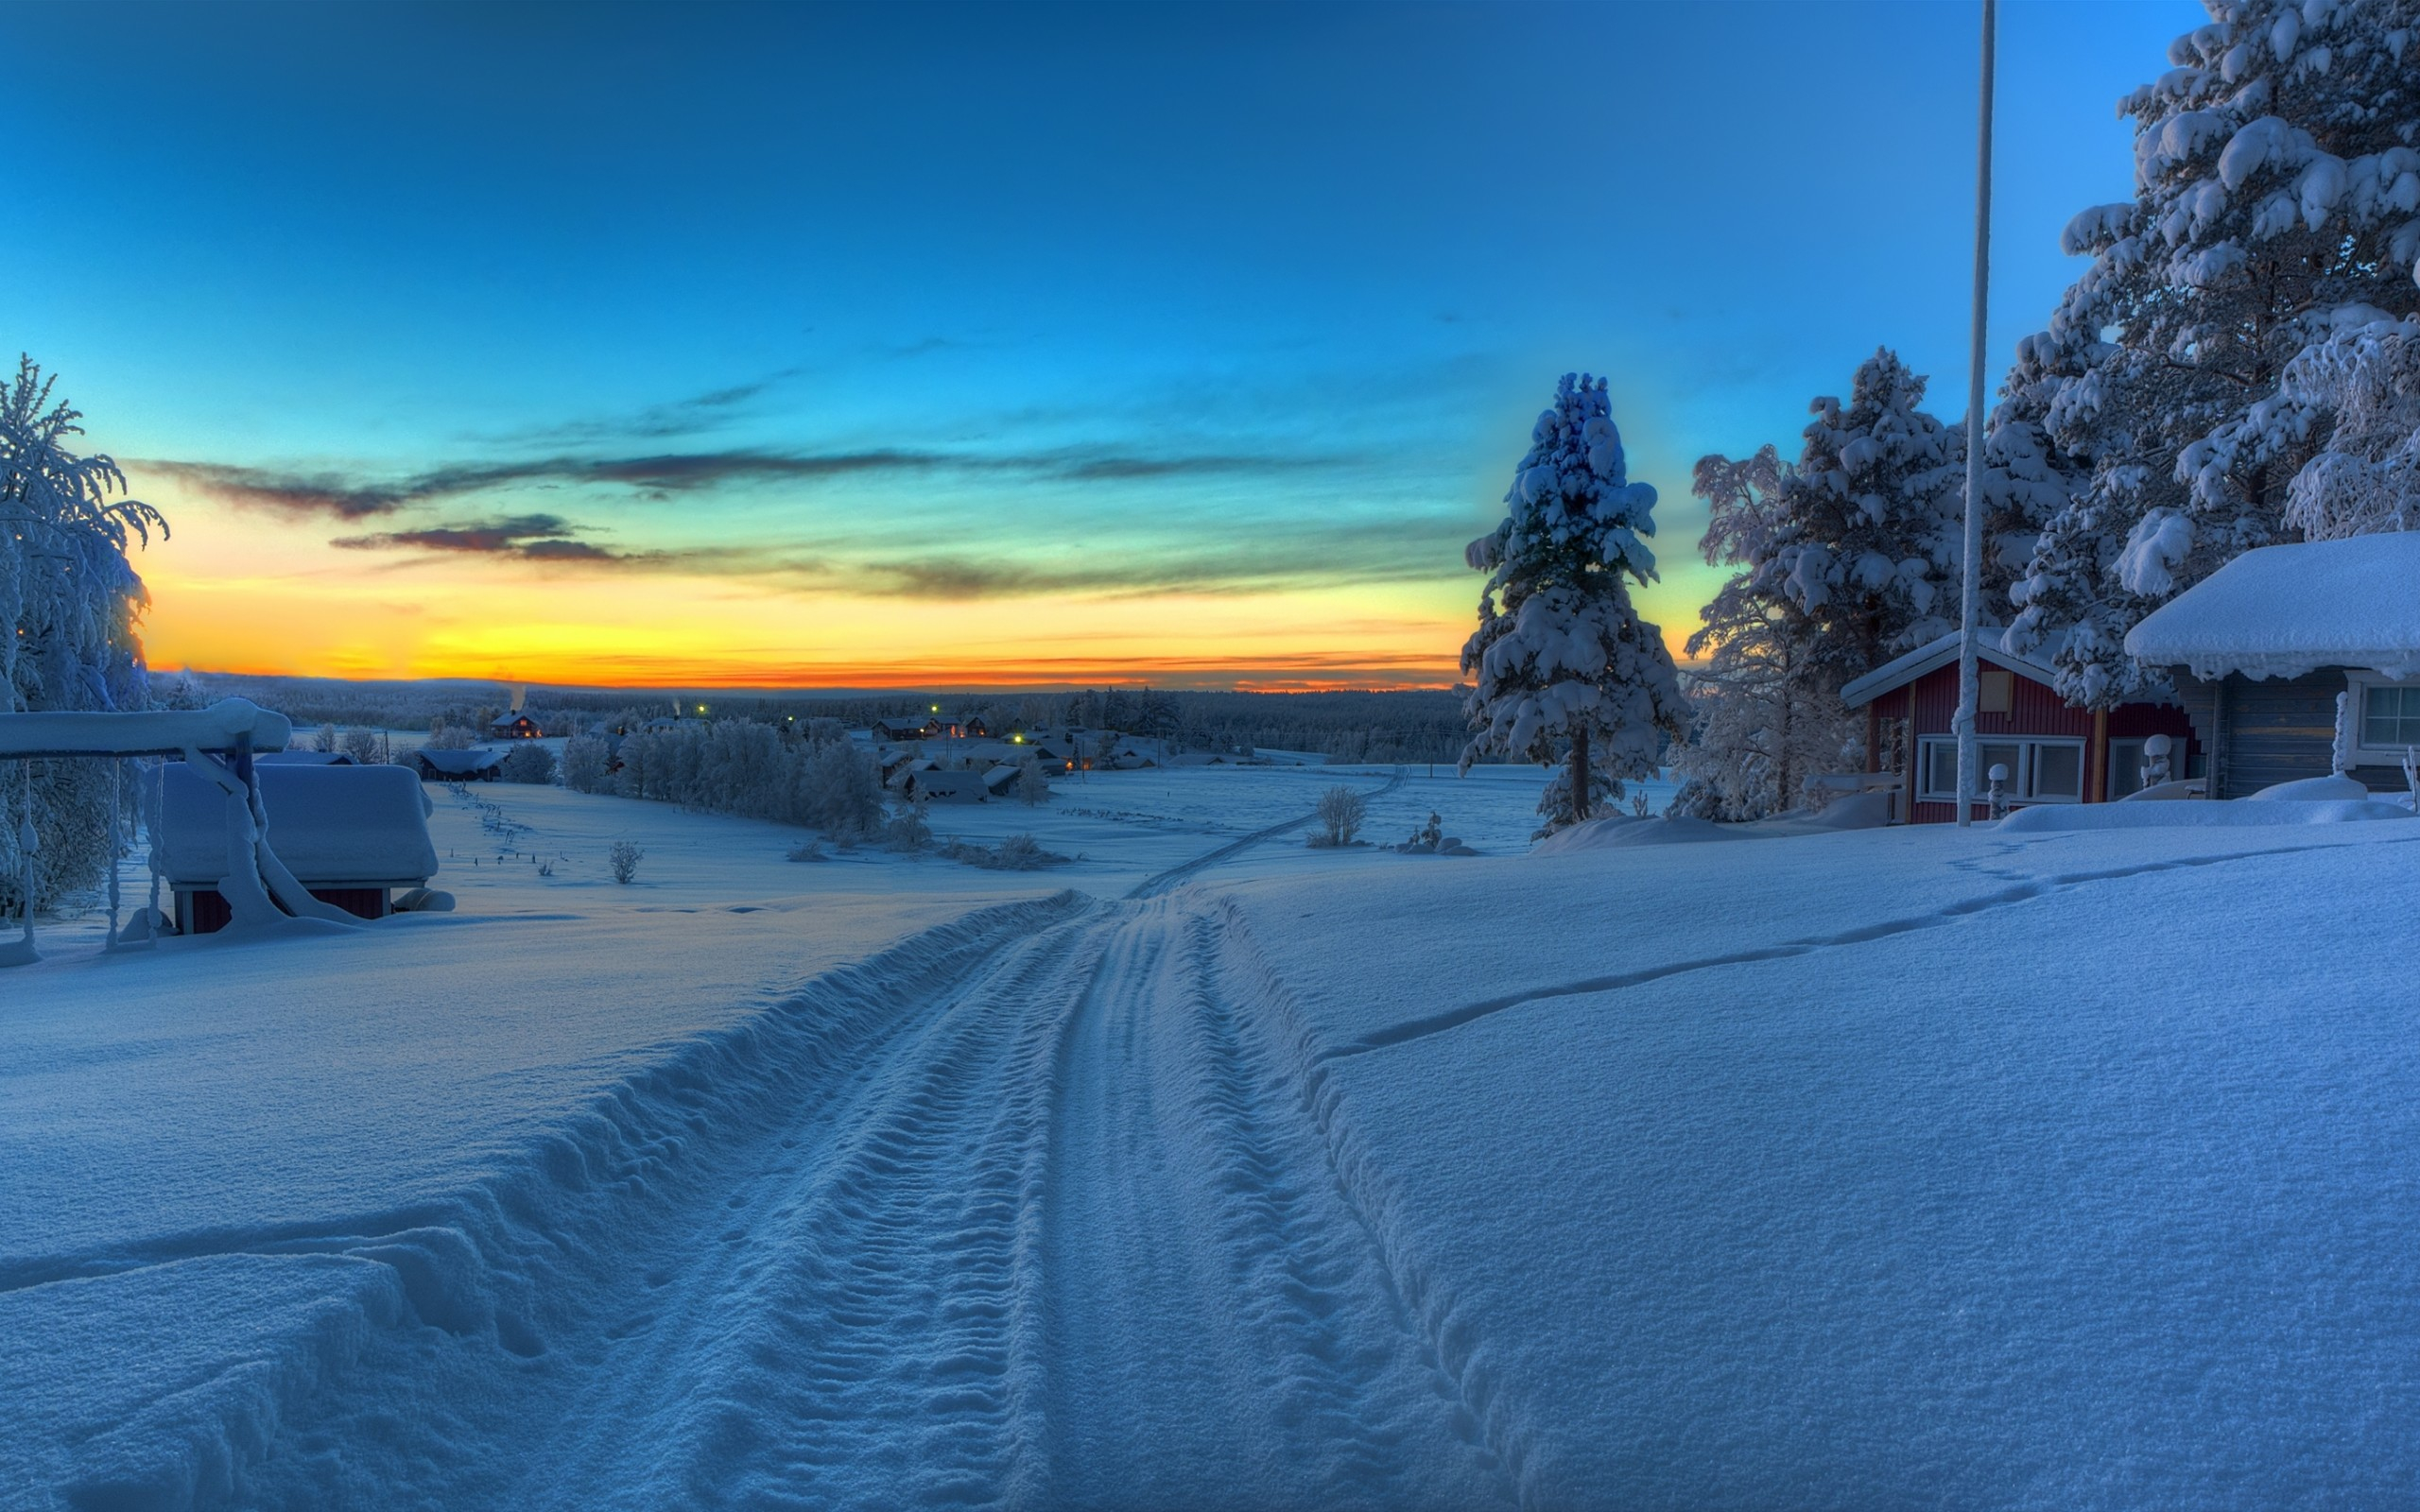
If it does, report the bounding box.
[230,888,1504,1510]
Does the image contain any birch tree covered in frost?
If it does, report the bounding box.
[1996,0,2420,704]
[1668,448,1856,819]
[0,357,166,916]
[1461,373,1684,833]
[1669,351,1961,817]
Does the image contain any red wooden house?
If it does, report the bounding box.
[1841,631,2199,823]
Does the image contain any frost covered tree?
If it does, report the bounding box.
[499,743,556,784]
[1997,0,2420,703]
[561,734,613,793]
[0,358,165,918]
[1461,373,1685,831]
[1669,351,1958,817]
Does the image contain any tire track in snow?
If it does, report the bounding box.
[510,905,1118,1509]
[1325,834,2420,1060]
[1127,767,1403,900]
[1038,898,1509,1509]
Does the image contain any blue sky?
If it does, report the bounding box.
[0,0,2202,688]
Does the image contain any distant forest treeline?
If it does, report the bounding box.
[183,675,1493,765]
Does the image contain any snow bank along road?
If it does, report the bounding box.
[12,799,2420,1508]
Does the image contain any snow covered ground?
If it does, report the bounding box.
[7,771,2419,1509]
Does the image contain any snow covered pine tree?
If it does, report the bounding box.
[1996,0,2420,704]
[1,358,165,919]
[1461,373,1685,833]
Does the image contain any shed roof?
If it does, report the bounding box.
[1839,631,2062,709]
[2125,532,2420,680]
[414,747,506,776]
[156,764,440,888]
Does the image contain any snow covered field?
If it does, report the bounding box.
[8,770,2420,1509]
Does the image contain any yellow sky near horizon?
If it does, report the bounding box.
[134,495,1614,693]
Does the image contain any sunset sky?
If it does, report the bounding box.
[0,1,2194,691]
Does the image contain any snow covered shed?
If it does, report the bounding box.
[488,712,543,740]
[1841,631,2198,823]
[900,769,988,804]
[411,747,507,782]
[2125,533,2420,799]
[156,762,441,933]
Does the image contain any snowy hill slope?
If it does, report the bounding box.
[6,784,2419,1508]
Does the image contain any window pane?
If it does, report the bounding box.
[1926,743,1958,798]
[2364,685,2420,751]
[2032,743,2082,798]
[2107,739,2145,799]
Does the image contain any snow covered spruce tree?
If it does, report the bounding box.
[1461,373,1685,832]
[1996,0,2420,704]
[0,358,165,919]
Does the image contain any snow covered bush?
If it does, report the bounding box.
[1461,373,1685,832]
[0,358,164,919]
[942,833,1065,870]
[560,734,612,794]
[424,721,477,751]
[1015,759,1050,806]
[885,799,932,853]
[499,743,556,784]
[1312,784,1367,847]
[340,727,384,765]
[786,839,828,863]
[607,840,643,885]
[1996,0,2420,704]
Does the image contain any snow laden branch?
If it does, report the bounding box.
[1460,373,1685,834]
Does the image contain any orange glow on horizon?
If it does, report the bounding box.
[130,490,1703,696]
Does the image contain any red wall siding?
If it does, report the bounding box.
[1889,663,2199,822]
[1907,663,2095,739]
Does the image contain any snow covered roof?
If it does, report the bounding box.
[2125,533,2420,681]
[156,764,440,888]
[414,747,507,776]
[1839,632,2063,709]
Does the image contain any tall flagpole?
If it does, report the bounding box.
[1954,0,1996,827]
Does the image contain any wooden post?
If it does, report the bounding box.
[2088,708,2108,803]
[1905,684,1920,823]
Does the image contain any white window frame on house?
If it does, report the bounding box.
[1915,735,2087,805]
[2344,672,2420,766]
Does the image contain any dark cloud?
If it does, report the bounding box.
[331,513,636,561]
[140,444,1358,522]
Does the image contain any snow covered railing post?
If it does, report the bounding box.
[2,759,36,968]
